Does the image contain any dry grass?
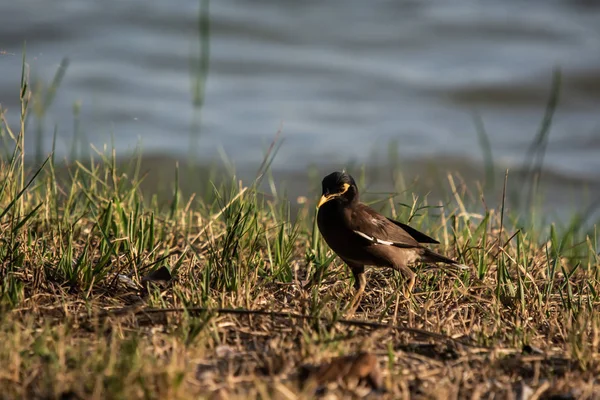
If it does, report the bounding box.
[1,54,599,400]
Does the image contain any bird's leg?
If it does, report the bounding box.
[392,264,415,299]
[347,264,366,314]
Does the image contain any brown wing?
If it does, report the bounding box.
[386,218,439,244]
[349,204,425,248]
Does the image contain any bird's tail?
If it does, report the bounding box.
[422,248,469,270]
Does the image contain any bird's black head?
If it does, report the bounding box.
[317,171,359,208]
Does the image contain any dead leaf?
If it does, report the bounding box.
[298,352,384,392]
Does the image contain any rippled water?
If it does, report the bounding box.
[1,0,599,190]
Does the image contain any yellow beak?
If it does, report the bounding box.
[317,195,332,208]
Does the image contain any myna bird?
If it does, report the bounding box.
[316,171,463,309]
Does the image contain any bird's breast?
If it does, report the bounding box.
[317,204,374,263]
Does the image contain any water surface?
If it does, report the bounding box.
[1,0,599,210]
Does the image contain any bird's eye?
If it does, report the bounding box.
[339,183,350,193]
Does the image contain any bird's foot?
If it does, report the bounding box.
[345,298,359,316]
[345,301,367,316]
[345,292,366,316]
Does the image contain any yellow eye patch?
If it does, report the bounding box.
[317,183,351,208]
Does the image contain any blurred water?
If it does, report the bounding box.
[1,0,600,186]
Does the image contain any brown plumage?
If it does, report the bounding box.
[316,171,462,308]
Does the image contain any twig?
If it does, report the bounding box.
[92,306,488,349]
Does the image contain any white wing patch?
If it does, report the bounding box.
[352,230,414,248]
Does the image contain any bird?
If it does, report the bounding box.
[316,171,463,310]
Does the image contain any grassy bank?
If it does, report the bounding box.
[1,60,599,400]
